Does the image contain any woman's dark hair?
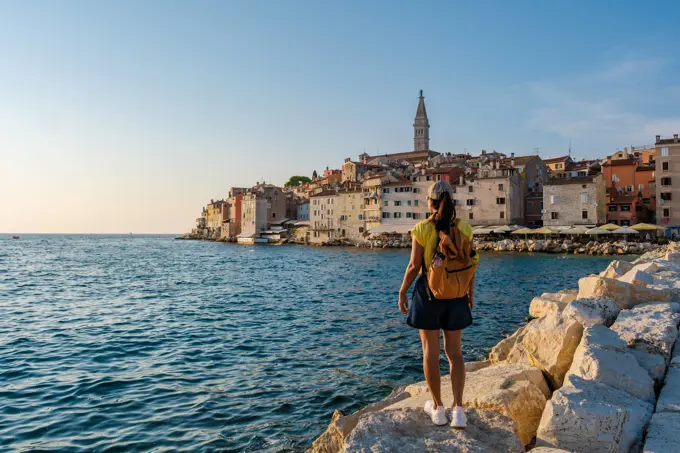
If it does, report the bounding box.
[429,192,456,232]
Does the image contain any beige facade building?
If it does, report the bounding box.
[455,162,524,226]
[240,193,268,236]
[543,175,606,226]
[656,134,680,227]
[309,191,338,244]
[336,186,365,241]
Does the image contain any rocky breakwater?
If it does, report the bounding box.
[476,238,661,255]
[308,243,680,453]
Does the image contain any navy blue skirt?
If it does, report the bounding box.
[407,275,473,331]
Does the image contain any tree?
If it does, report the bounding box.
[285,175,312,188]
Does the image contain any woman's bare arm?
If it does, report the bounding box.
[398,237,424,314]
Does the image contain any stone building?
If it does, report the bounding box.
[656,134,680,228]
[413,89,430,152]
[341,158,384,183]
[380,177,422,231]
[499,154,548,227]
[251,182,286,224]
[296,200,310,221]
[205,200,225,238]
[543,175,606,227]
[544,155,573,178]
[336,186,365,241]
[456,162,524,226]
[309,190,338,244]
[362,173,402,232]
[602,151,655,226]
[240,193,268,237]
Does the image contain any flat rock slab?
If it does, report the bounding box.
[388,363,549,446]
[628,348,667,384]
[564,297,620,327]
[531,449,572,453]
[611,307,679,362]
[657,365,680,413]
[489,325,527,363]
[344,407,525,453]
[600,260,634,279]
[536,375,654,453]
[577,275,671,310]
[642,412,680,453]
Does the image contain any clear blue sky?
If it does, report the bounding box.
[1,1,679,233]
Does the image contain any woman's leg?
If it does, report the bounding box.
[419,329,443,408]
[443,329,465,407]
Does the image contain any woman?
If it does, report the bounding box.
[398,180,477,428]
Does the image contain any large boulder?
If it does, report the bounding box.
[563,297,620,327]
[600,260,634,279]
[530,449,572,453]
[489,325,527,363]
[536,375,654,453]
[642,412,680,453]
[507,312,583,389]
[628,348,667,384]
[465,360,492,372]
[577,275,672,309]
[656,364,680,413]
[388,363,549,446]
[618,269,656,287]
[343,407,524,453]
[529,290,577,318]
[564,325,656,404]
[611,306,679,363]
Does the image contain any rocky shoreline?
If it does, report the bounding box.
[177,233,667,255]
[307,243,680,452]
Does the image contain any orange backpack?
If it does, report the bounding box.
[425,219,477,300]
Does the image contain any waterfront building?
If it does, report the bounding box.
[499,154,548,227]
[543,175,606,227]
[223,188,246,238]
[362,173,403,232]
[456,161,524,226]
[655,134,680,228]
[251,182,287,224]
[309,190,339,243]
[544,155,574,178]
[205,200,225,238]
[602,149,656,226]
[296,200,310,221]
[380,177,420,233]
[240,192,268,237]
[336,185,365,241]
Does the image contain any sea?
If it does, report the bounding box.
[1,235,619,452]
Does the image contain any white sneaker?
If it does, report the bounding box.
[424,400,448,426]
[450,405,467,428]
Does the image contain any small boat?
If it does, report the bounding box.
[12,236,20,239]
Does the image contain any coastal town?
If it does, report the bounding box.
[187,91,680,246]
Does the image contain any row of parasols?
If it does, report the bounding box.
[472,223,666,237]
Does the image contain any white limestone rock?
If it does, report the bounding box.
[507,312,583,389]
[631,262,661,274]
[564,326,656,404]
[489,325,527,363]
[344,408,524,453]
[633,302,680,314]
[611,307,679,363]
[536,375,654,453]
[577,275,672,309]
[642,412,680,453]
[529,296,568,319]
[563,297,620,327]
[465,360,492,372]
[628,348,667,384]
[600,260,634,279]
[656,365,680,413]
[388,363,549,446]
[530,449,572,453]
[618,269,656,287]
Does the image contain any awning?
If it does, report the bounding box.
[612,227,639,234]
[269,218,290,226]
[368,224,415,235]
[632,223,666,231]
[472,228,496,235]
[236,233,256,238]
[293,221,310,227]
[586,228,612,235]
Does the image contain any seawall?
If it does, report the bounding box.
[307,243,680,452]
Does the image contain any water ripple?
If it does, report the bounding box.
[0,235,617,452]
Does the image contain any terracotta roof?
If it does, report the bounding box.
[544,155,570,163]
[352,162,384,168]
[310,190,338,198]
[545,176,595,186]
[364,150,439,161]
[603,158,636,167]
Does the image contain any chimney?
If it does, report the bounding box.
[675,134,679,143]
[656,135,661,143]
[495,160,500,170]
[459,174,464,186]
[511,152,515,158]
[481,150,486,155]
[624,147,628,153]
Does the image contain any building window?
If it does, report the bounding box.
[582,210,588,219]
[394,212,402,218]
[468,212,474,220]
[426,176,432,181]
[412,177,418,182]
[662,177,672,186]
[483,171,489,178]
[551,212,559,220]
[528,201,533,211]
[468,186,474,193]
[581,193,589,203]
[383,188,390,194]
[661,192,672,201]
[498,184,504,191]
[406,212,412,218]
[382,212,390,219]
[496,197,506,204]
[661,147,669,157]
[466,199,474,206]
[556,163,562,169]
[635,205,643,212]
[500,211,505,219]
[413,188,419,193]
[621,220,630,226]
[394,201,402,206]
[621,205,631,212]
[414,200,419,207]
[540,201,543,210]
[550,195,558,204]
[384,201,388,207]
[358,215,363,220]
[437,175,441,181]
[609,205,618,212]
[625,185,634,192]
[663,208,671,218]
[663,161,670,171]
[413,213,420,220]
[638,184,644,191]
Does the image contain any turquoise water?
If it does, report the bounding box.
[1,236,616,452]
